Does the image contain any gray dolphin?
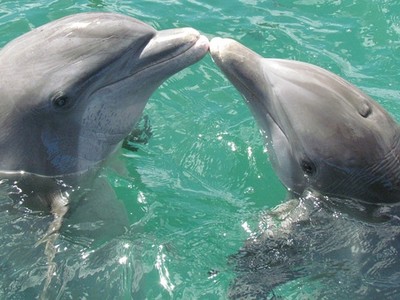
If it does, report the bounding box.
[0,12,208,178]
[210,37,400,204]
[0,12,208,296]
[210,38,400,298]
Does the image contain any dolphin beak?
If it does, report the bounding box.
[139,28,209,72]
[209,38,266,103]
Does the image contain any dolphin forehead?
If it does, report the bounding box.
[2,12,155,65]
[3,12,155,55]
[0,13,156,101]
[259,59,398,163]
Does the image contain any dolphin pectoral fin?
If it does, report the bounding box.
[34,192,69,299]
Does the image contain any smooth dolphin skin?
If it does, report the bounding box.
[0,13,208,297]
[210,37,400,204]
[0,12,209,177]
[210,38,400,298]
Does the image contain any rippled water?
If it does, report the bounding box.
[0,0,399,299]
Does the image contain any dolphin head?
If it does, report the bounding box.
[0,13,208,176]
[210,38,400,203]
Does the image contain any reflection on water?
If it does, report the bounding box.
[156,245,175,294]
[230,193,400,299]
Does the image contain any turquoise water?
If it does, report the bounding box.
[0,0,400,299]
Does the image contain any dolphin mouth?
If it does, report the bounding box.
[209,37,265,109]
[131,28,209,81]
[138,28,209,73]
[209,37,264,99]
[97,29,209,92]
[80,29,209,160]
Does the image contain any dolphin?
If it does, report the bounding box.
[0,12,208,297]
[0,12,209,212]
[209,38,400,298]
[0,12,208,179]
[210,37,400,204]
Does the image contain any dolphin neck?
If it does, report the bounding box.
[0,168,99,211]
[298,190,398,223]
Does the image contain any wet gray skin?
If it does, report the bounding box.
[210,37,400,204]
[0,14,208,294]
[0,12,209,177]
[210,37,400,300]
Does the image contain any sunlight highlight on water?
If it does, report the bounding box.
[155,245,175,294]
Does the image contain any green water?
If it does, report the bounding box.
[0,0,399,299]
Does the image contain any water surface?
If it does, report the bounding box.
[0,0,399,299]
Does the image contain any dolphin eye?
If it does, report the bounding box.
[301,160,316,176]
[52,92,70,109]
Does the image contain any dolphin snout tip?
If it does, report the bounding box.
[197,34,210,51]
[176,28,209,52]
[209,37,224,61]
[210,37,223,44]
[209,37,224,54]
[209,38,263,68]
[209,37,239,64]
[209,37,241,56]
